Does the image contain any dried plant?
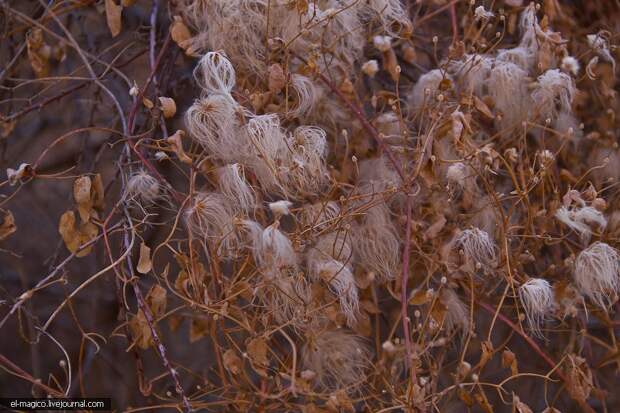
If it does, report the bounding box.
[1,1,619,412]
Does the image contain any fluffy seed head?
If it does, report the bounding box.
[518,278,554,337]
[194,51,236,94]
[125,170,161,205]
[217,163,256,213]
[555,206,607,244]
[244,220,297,270]
[454,228,497,271]
[302,329,371,391]
[184,192,241,258]
[352,205,400,281]
[574,242,620,309]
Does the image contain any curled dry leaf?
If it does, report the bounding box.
[246,337,269,376]
[58,211,99,257]
[7,163,33,186]
[26,28,49,78]
[158,97,177,118]
[268,63,286,93]
[74,176,93,222]
[0,211,17,241]
[167,130,192,164]
[513,394,533,413]
[73,175,104,222]
[501,349,518,376]
[105,0,122,38]
[129,285,166,349]
[565,354,594,402]
[129,310,151,350]
[137,242,152,274]
[171,16,192,53]
[146,284,167,319]
[223,349,242,375]
[189,316,209,343]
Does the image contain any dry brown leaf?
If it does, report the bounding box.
[189,316,209,343]
[1,120,16,139]
[167,130,192,164]
[0,211,17,241]
[246,337,268,376]
[360,299,381,314]
[74,176,93,223]
[409,288,432,305]
[513,394,533,413]
[479,340,494,368]
[223,349,242,375]
[171,16,192,52]
[92,174,105,209]
[58,210,98,257]
[137,242,152,274]
[129,311,151,349]
[142,97,154,109]
[565,354,593,402]
[168,314,183,332]
[105,0,122,38]
[383,49,399,81]
[353,310,372,337]
[424,215,447,240]
[474,95,494,119]
[145,284,167,319]
[474,391,493,413]
[26,28,49,78]
[268,63,286,93]
[121,0,136,5]
[296,0,309,14]
[158,97,177,118]
[501,349,518,376]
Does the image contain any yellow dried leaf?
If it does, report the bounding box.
[74,176,93,223]
[409,288,432,305]
[92,174,105,209]
[121,0,136,5]
[167,130,192,164]
[137,242,152,274]
[383,49,399,81]
[479,340,494,368]
[502,349,518,376]
[142,97,154,109]
[146,284,166,319]
[105,0,122,38]
[58,210,98,257]
[26,28,49,78]
[171,16,192,51]
[158,97,177,118]
[0,211,17,241]
[296,0,309,14]
[223,349,242,375]
[129,310,152,349]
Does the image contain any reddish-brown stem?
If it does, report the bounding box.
[477,300,596,413]
[401,194,415,380]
